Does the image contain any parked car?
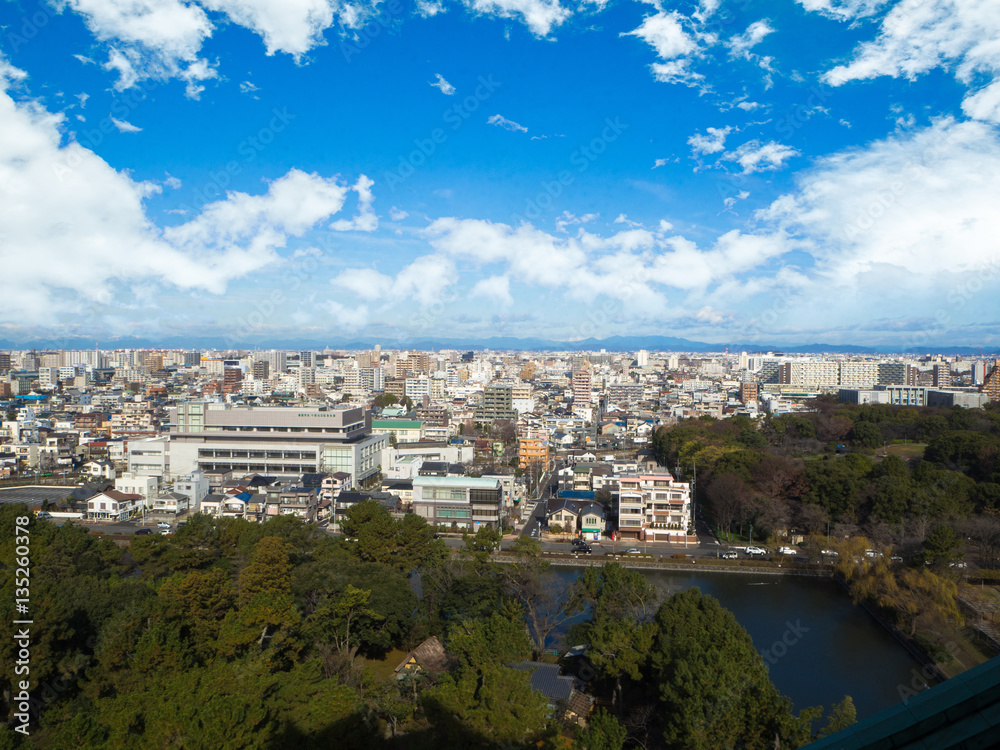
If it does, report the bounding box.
[134,528,153,535]
[157,521,171,529]
[745,546,767,556]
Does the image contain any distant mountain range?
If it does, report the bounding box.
[2,333,998,356]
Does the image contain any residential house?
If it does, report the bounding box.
[86,489,142,521]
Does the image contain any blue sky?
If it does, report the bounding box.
[1,0,999,348]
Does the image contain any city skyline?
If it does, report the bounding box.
[2,0,999,347]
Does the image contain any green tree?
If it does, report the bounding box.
[851,421,883,449]
[650,588,816,750]
[423,665,550,748]
[920,524,964,567]
[572,564,659,713]
[817,695,857,738]
[574,709,626,750]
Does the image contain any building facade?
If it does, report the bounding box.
[168,403,387,486]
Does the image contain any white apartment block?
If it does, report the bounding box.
[617,471,695,544]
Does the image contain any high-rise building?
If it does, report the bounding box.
[981,360,1000,402]
[266,351,285,373]
[571,362,592,407]
[474,384,517,423]
[933,363,952,388]
[738,382,759,405]
[252,360,270,380]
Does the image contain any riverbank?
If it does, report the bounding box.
[492,552,836,577]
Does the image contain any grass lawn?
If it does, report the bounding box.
[361,647,409,681]
[885,443,927,459]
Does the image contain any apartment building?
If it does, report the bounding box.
[412,475,504,530]
[474,384,517,423]
[168,403,387,486]
[617,471,694,543]
[519,436,550,470]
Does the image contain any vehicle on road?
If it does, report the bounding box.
[625,548,641,554]
[821,549,839,557]
[778,547,797,556]
[745,546,767,556]
[574,544,593,554]
[720,551,738,559]
[157,521,171,528]
[134,528,152,535]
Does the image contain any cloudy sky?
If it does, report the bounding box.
[1,0,999,348]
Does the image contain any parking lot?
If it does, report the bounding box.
[0,486,75,505]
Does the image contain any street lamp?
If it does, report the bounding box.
[749,524,753,546]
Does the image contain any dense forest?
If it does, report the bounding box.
[652,398,1000,560]
[1,503,854,749]
[651,399,1000,669]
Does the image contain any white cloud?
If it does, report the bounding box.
[329,175,378,232]
[736,100,761,111]
[197,0,341,58]
[417,0,446,16]
[110,116,142,133]
[796,0,889,20]
[470,275,513,305]
[389,206,409,221]
[430,73,455,95]
[624,11,697,59]
[334,255,458,307]
[323,300,370,330]
[0,68,356,326]
[555,211,598,232]
[163,175,182,189]
[239,80,259,94]
[723,190,750,209]
[487,113,528,132]
[723,140,799,173]
[823,0,1000,124]
[760,118,1000,281]
[728,20,774,59]
[464,0,572,37]
[73,54,96,65]
[688,125,731,156]
[695,305,727,323]
[653,158,669,168]
[75,92,90,108]
[650,59,705,88]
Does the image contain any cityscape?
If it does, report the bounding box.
[3,0,1000,745]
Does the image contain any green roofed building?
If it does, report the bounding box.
[372,419,423,443]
